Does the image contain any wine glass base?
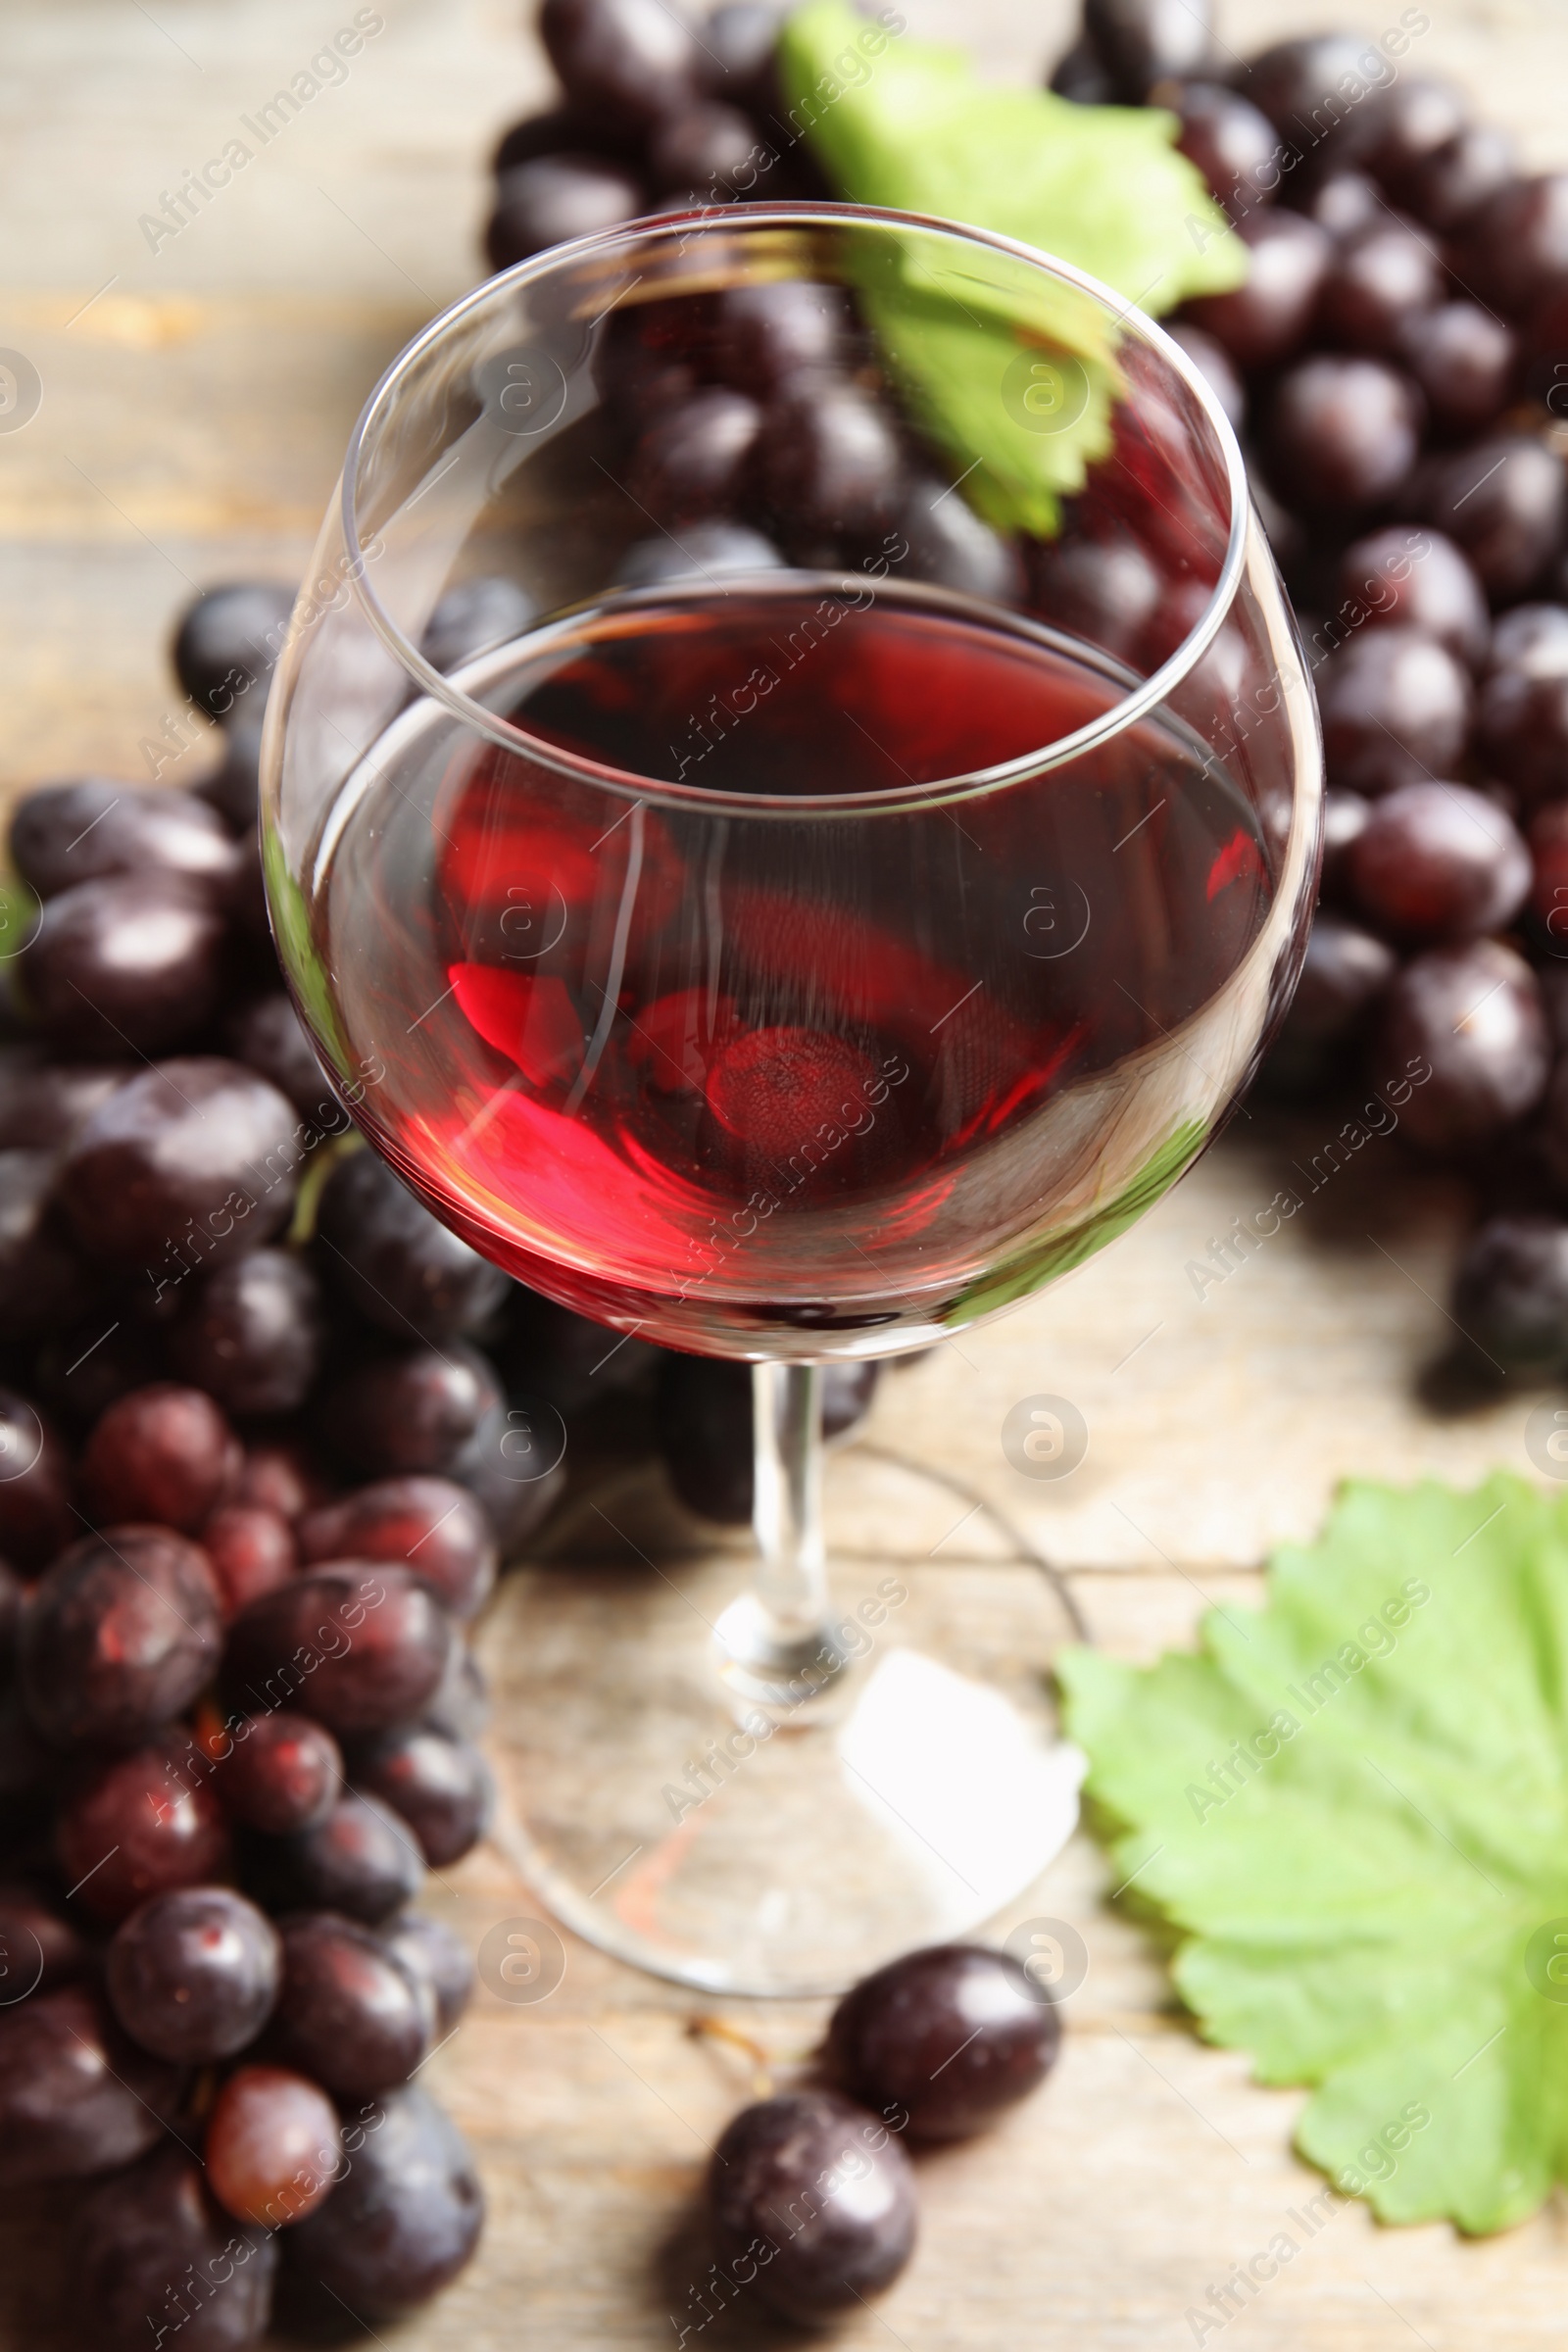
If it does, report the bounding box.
[475,1452,1086,1998]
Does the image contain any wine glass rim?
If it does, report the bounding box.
[338,200,1253,814]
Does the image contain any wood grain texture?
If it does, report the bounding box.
[1,0,1565,2341]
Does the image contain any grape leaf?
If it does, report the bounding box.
[776,0,1246,533]
[1057,1474,1568,2231]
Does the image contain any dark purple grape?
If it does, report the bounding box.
[711,279,854,398]
[1318,219,1443,355]
[9,780,240,905]
[379,1910,474,2035]
[0,1880,91,1997]
[19,873,227,1055]
[709,2088,916,2323]
[656,1356,877,1523]
[195,708,264,834]
[1290,169,1382,240]
[56,1057,302,1277]
[1397,303,1517,440]
[1334,527,1490,669]
[268,1912,429,2100]
[351,1725,493,1868]
[0,1148,96,1336]
[0,1984,182,2187]
[81,1382,240,1532]
[242,1789,423,1924]
[1083,0,1214,99]
[0,1389,74,1571]
[1274,910,1396,1053]
[1170,81,1278,220]
[1049,36,1116,103]
[0,1049,127,1149]
[1262,355,1421,514]
[626,388,763,527]
[420,575,539,675]
[1183,208,1331,371]
[1374,940,1548,1151]
[298,1476,496,1621]
[1031,533,1164,662]
[758,380,906,544]
[55,1735,231,1923]
[167,1249,323,1419]
[22,1527,221,1749]
[829,1942,1060,2138]
[485,154,645,272]
[1164,323,1245,430]
[231,1437,324,1521]
[280,2082,482,2322]
[649,101,763,197]
[1317,625,1471,796]
[173,582,295,720]
[1458,172,1568,318]
[1366,74,1466,193]
[1403,122,1516,233]
[223,994,329,1117]
[222,1565,453,1737]
[444,1402,567,1553]
[200,1503,296,1616]
[207,2062,342,2230]
[698,0,782,105]
[1450,1215,1568,1377]
[321,1344,503,1478]
[316,1149,509,1343]
[540,0,700,126]
[75,2139,277,2350]
[1477,666,1568,810]
[33,1310,166,1427]
[896,476,1026,603]
[492,104,643,173]
[1347,781,1529,944]
[1411,435,1567,602]
[215,1711,343,1838]
[1240,34,1394,163]
[615,522,783,588]
[1489,601,1568,674]
[107,1886,279,2062]
[502,1285,660,1414]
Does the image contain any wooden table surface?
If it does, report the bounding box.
[5,0,1568,2342]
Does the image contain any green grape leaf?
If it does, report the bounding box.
[776,0,1246,532]
[1058,1473,1568,2232]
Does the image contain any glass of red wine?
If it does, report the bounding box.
[263,205,1322,1994]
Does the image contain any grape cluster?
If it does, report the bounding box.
[0,589,881,2344]
[699,1942,1059,2325]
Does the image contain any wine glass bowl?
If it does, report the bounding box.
[263,205,1322,1993]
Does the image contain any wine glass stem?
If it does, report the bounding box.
[751,1361,831,1641]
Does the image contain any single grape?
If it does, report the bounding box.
[75,2138,277,2349]
[828,1942,1061,2138]
[649,101,763,197]
[444,1400,568,1553]
[1347,781,1530,944]
[172,581,295,719]
[0,1387,74,1571]
[107,1886,280,2062]
[491,103,643,173]
[1316,625,1471,797]
[1397,303,1517,440]
[214,1710,343,1837]
[279,2082,484,2322]
[1271,911,1396,1056]
[196,707,265,834]
[241,1789,424,1924]
[1458,172,1568,317]
[757,380,906,544]
[298,1475,497,1621]
[1477,650,1568,808]
[0,1147,97,1338]
[351,1725,494,1867]
[9,780,240,904]
[1318,220,1444,355]
[485,154,645,271]
[627,388,764,527]
[1083,0,1214,99]
[221,1565,454,1737]
[1374,940,1549,1151]
[1451,1215,1568,1377]
[321,1343,503,1477]
[1365,74,1467,193]
[1403,121,1516,232]
[697,0,783,107]
[0,1880,91,1996]
[1334,527,1489,670]
[1048,36,1115,103]
[539,0,700,126]
[1413,434,1567,603]
[1488,603,1568,675]
[501,1285,661,1413]
[895,476,1026,604]
[1031,533,1165,662]
[0,1983,182,2187]
[223,993,330,1117]
[315,1147,509,1345]
[267,1912,429,2100]
[55,1735,231,1923]
[19,874,228,1055]
[379,1910,475,2035]
[231,1438,324,1521]
[1261,355,1422,514]
[167,1249,325,1418]
[1182,209,1331,370]
[710,280,854,398]
[615,522,784,589]
[82,1381,242,1532]
[1170,81,1278,218]
[55,1057,302,1276]
[0,1049,128,1150]
[22,1526,222,1749]
[1164,323,1245,429]
[420,574,539,675]
[207,2062,343,2231]
[708,2088,917,2323]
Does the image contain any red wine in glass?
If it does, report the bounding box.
[316,576,1276,1352]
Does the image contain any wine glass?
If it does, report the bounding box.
[262,204,1322,1995]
